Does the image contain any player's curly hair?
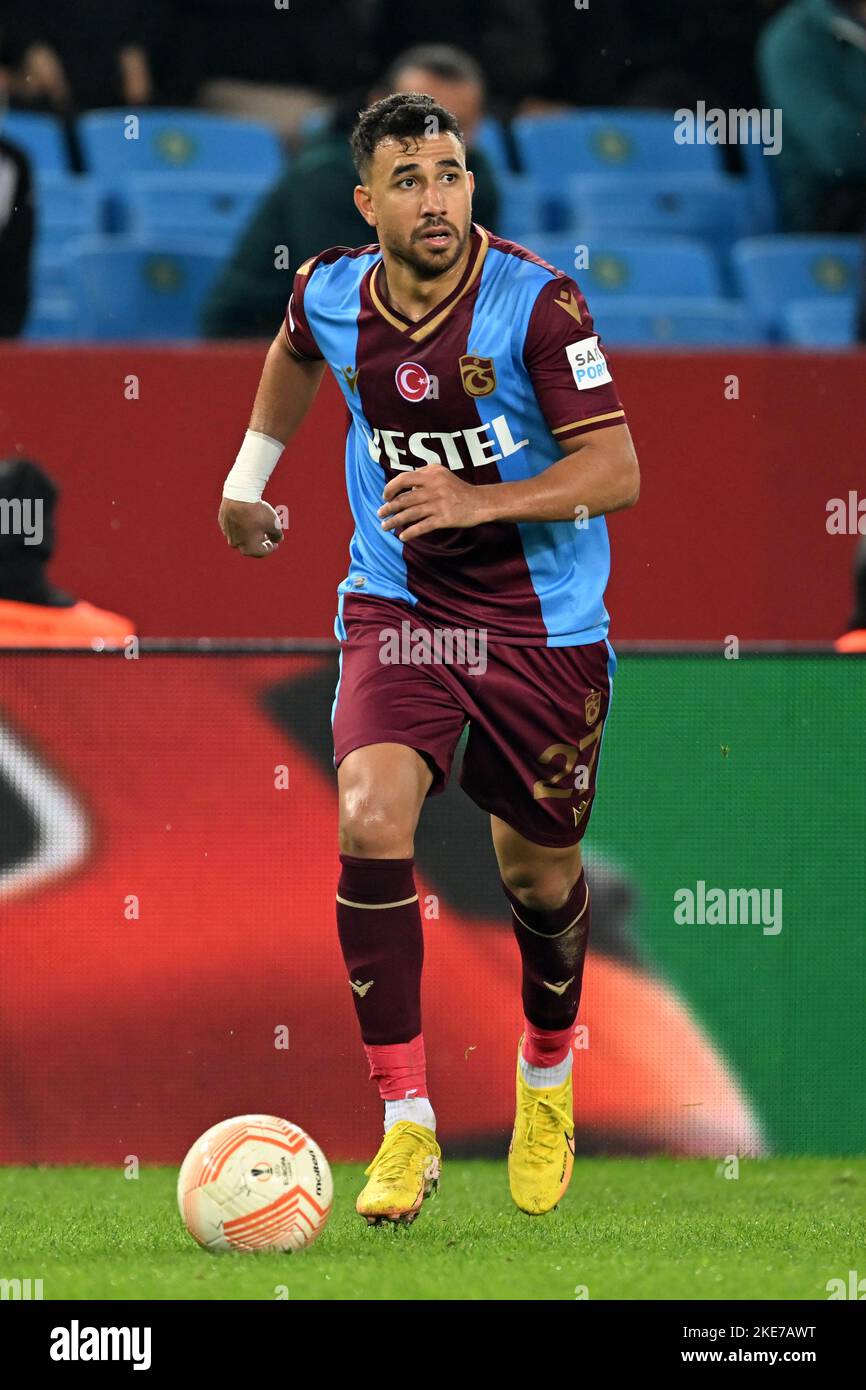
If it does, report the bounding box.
[350,92,465,180]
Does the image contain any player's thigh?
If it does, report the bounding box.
[459,636,613,851]
[337,742,434,857]
[332,596,469,856]
[490,814,583,910]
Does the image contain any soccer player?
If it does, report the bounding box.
[218,93,640,1224]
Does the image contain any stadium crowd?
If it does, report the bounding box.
[1,2,864,648]
[1,2,781,123]
[1,0,865,342]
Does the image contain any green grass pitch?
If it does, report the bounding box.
[1,1158,864,1301]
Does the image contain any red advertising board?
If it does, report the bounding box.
[0,346,862,642]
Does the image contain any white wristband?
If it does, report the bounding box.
[222,429,284,503]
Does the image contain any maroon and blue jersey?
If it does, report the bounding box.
[283,224,628,647]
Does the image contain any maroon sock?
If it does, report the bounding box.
[503,870,591,1033]
[336,853,424,1047]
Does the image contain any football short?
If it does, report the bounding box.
[331,594,616,848]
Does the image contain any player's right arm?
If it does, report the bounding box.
[218,264,326,558]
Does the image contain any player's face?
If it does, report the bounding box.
[357,132,474,281]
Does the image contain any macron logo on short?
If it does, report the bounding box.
[566,336,613,391]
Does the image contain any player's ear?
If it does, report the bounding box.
[467,169,475,200]
[353,184,377,228]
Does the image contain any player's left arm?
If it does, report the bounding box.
[476,420,639,525]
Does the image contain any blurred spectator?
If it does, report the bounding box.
[176,0,375,143]
[202,44,501,339]
[759,0,866,231]
[834,537,866,652]
[0,2,172,112]
[0,458,135,648]
[0,118,34,336]
[370,0,549,111]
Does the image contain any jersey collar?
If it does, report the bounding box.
[368,224,489,343]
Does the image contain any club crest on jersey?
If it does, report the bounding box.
[585,689,601,725]
[395,361,431,402]
[459,354,497,398]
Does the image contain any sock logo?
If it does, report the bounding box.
[350,979,374,997]
[542,976,575,996]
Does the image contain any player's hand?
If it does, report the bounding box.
[377,465,487,542]
[218,498,283,558]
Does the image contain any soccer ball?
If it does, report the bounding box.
[177,1114,333,1252]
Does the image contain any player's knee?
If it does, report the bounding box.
[338,791,415,858]
[501,863,578,913]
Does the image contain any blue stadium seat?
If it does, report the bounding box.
[34,174,105,248]
[23,298,79,341]
[530,234,723,298]
[590,296,764,347]
[1,111,68,171]
[29,245,79,333]
[67,236,225,340]
[782,298,857,348]
[494,174,544,242]
[33,245,71,296]
[473,116,512,177]
[740,140,780,235]
[731,236,863,337]
[123,172,271,249]
[513,110,721,227]
[78,109,284,178]
[568,173,754,253]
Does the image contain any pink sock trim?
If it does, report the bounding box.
[521,1018,574,1068]
[364,1032,428,1101]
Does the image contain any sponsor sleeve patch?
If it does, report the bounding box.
[565,336,613,391]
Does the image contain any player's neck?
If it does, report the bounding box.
[378,239,473,323]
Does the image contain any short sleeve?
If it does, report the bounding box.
[283,257,324,361]
[523,275,626,448]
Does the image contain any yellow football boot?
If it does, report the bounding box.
[508,1037,575,1215]
[356,1120,441,1226]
